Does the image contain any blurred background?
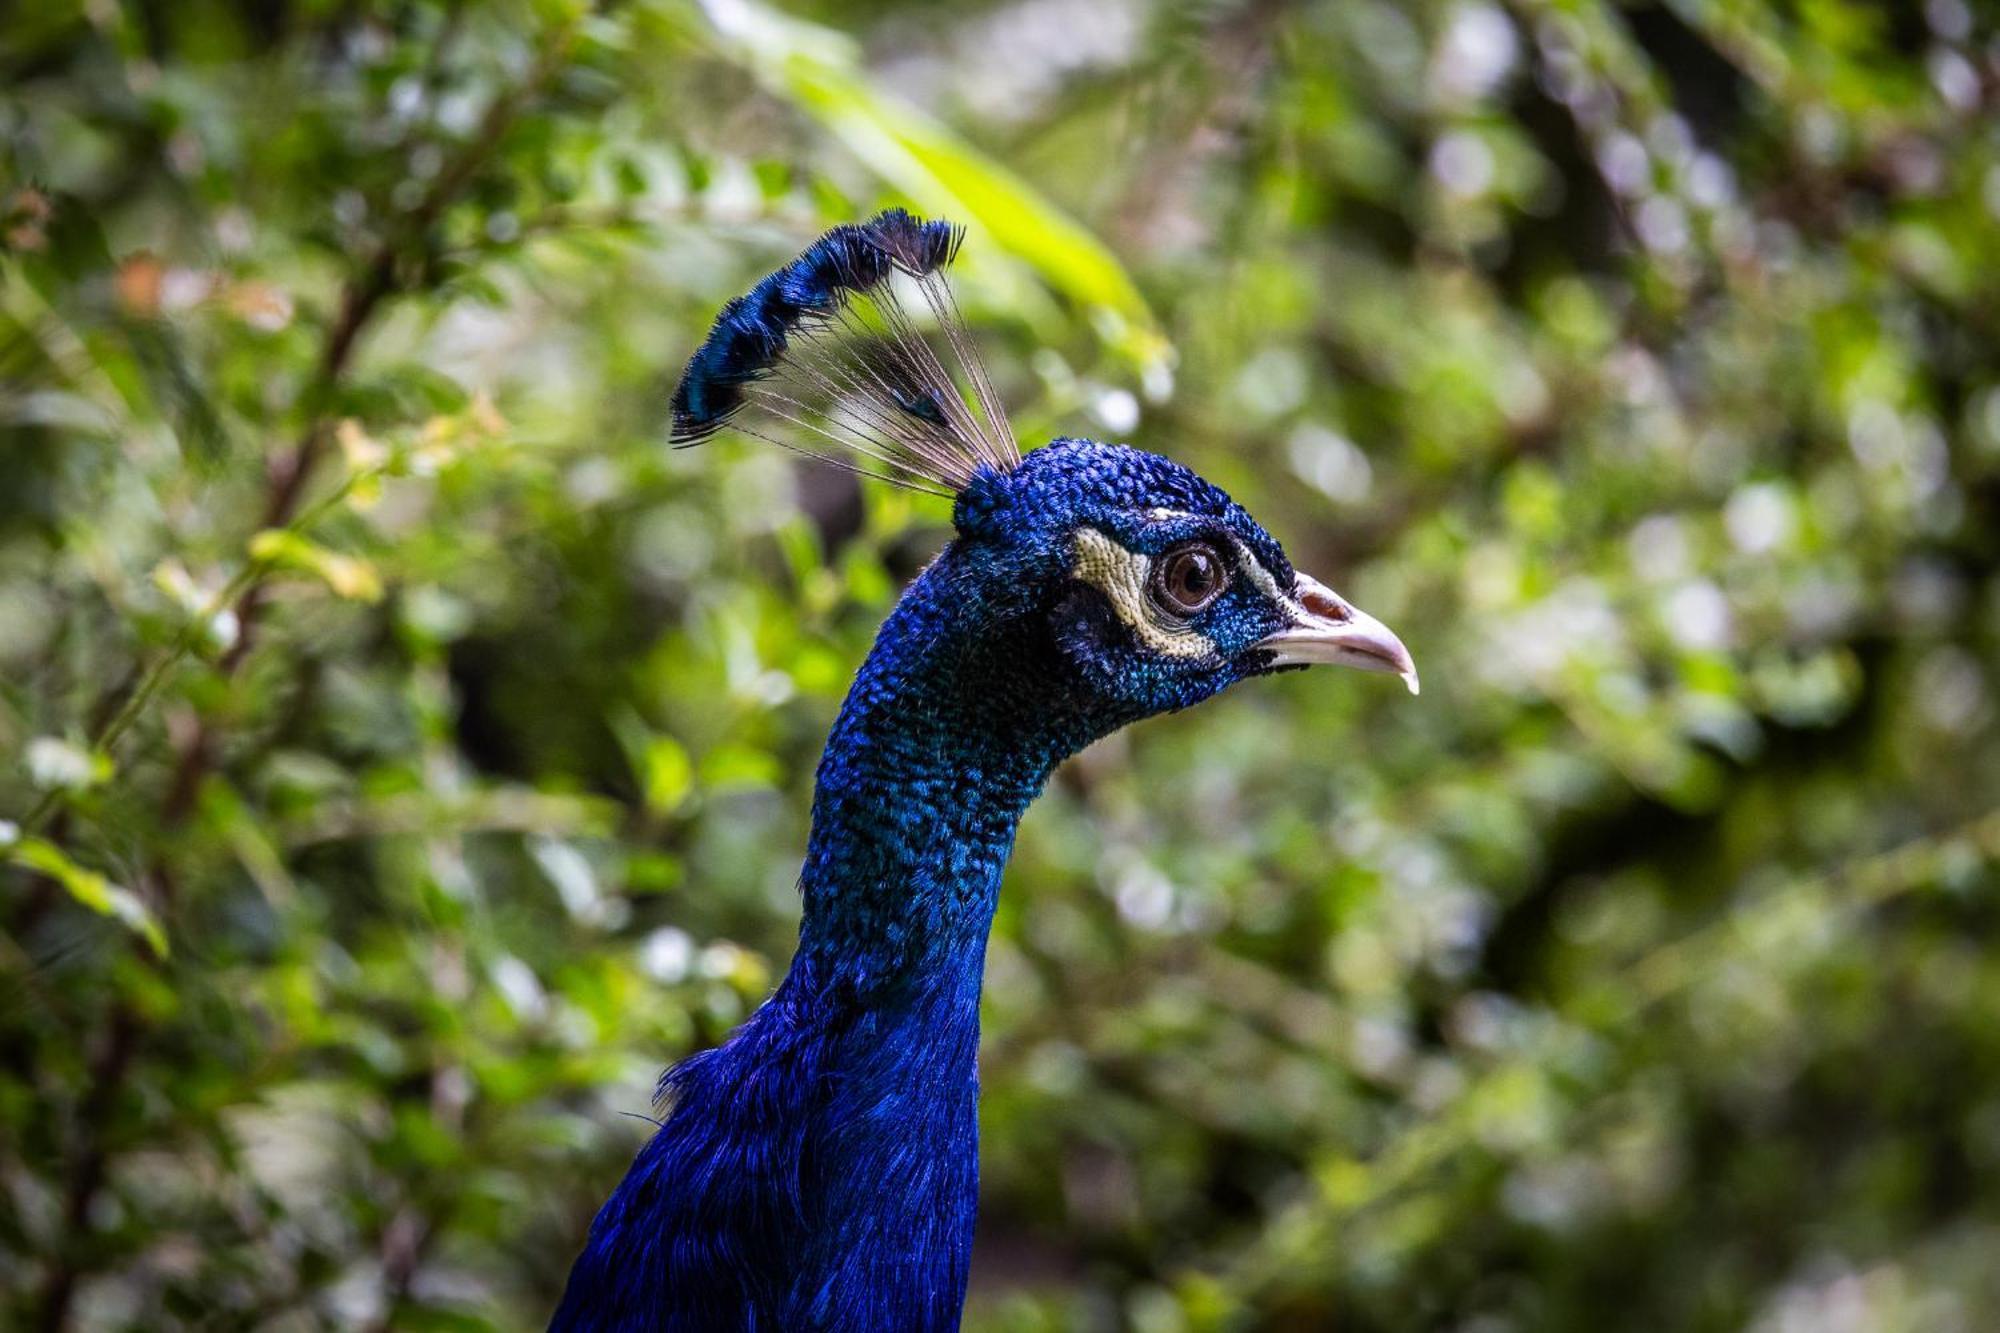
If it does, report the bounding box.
[4,0,2000,1329]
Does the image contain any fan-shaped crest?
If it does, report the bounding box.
[669,210,1019,495]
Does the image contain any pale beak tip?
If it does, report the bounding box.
[1267,572,1420,697]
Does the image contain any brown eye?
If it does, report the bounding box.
[1152,542,1229,615]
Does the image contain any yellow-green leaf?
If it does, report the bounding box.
[642,735,695,814]
[248,530,385,603]
[9,836,167,956]
[699,0,1169,377]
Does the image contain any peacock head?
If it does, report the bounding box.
[946,437,1414,726]
[669,209,1414,736]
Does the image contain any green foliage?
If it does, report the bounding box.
[3,0,1999,1329]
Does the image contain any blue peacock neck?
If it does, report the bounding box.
[697,547,1102,1329]
[552,539,1130,1333]
[794,546,1094,993]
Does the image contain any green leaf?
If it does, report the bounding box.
[641,735,694,814]
[9,836,167,956]
[699,0,1169,376]
[248,529,385,603]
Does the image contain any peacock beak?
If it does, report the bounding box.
[1254,572,1419,695]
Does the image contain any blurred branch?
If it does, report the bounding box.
[365,935,472,1332]
[279,788,622,849]
[441,202,670,263]
[368,1206,440,1333]
[1106,0,1290,252]
[257,15,585,535]
[14,463,366,842]
[30,1004,141,1333]
[1619,804,2000,1015]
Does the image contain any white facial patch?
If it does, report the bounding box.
[1233,540,1286,603]
[1070,528,1218,660]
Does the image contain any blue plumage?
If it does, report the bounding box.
[554,218,1417,1331]
[669,210,962,445]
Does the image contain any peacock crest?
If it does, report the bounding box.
[669,209,1020,495]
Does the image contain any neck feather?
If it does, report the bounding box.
[553,546,1101,1330]
[797,550,1087,988]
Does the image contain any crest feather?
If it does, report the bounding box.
[669,210,1019,495]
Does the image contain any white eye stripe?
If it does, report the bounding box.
[1221,533,1284,601]
[1070,529,1216,659]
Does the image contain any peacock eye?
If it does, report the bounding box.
[1151,542,1229,616]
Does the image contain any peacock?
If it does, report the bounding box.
[550,210,1416,1331]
